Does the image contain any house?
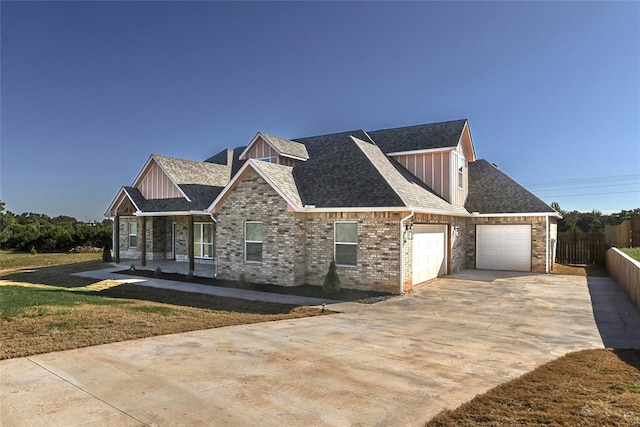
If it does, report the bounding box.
[106,119,560,294]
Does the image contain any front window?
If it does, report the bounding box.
[194,223,214,258]
[335,222,357,266]
[245,221,263,263]
[457,155,465,189]
[128,222,138,248]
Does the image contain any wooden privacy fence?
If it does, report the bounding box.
[556,232,605,265]
[605,217,640,248]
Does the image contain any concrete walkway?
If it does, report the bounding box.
[74,266,344,307]
[2,271,640,426]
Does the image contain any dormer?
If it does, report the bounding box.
[239,132,309,167]
[369,119,476,206]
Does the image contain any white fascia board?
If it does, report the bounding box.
[386,147,456,157]
[239,132,307,162]
[104,187,142,217]
[238,132,280,160]
[469,212,562,218]
[130,155,191,202]
[149,155,192,202]
[461,120,477,162]
[134,210,209,217]
[104,187,126,217]
[207,159,301,213]
[298,206,469,217]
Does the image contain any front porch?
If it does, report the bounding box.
[115,259,216,278]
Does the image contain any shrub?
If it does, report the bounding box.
[129,264,136,272]
[323,260,341,294]
[154,266,162,277]
[102,246,112,262]
[29,246,37,256]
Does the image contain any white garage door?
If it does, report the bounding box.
[476,225,531,271]
[413,225,447,285]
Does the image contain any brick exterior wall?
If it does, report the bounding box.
[302,212,402,293]
[215,170,302,286]
[215,169,404,293]
[466,216,548,273]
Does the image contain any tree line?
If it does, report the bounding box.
[0,201,112,253]
[551,203,640,233]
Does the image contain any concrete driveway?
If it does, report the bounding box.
[2,271,640,426]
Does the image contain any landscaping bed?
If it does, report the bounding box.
[116,268,395,303]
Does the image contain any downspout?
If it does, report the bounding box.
[545,215,549,274]
[210,213,218,279]
[399,210,415,294]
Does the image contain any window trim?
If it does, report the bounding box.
[334,221,358,267]
[128,221,138,248]
[457,154,465,190]
[193,222,214,259]
[244,221,263,263]
[256,156,278,164]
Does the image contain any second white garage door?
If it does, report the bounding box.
[476,225,531,271]
[413,225,447,285]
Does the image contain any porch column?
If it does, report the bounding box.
[114,215,120,263]
[188,216,195,273]
[141,216,147,266]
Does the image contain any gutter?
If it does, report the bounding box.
[399,210,415,294]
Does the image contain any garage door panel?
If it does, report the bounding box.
[413,225,447,285]
[477,225,531,272]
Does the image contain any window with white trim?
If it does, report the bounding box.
[334,222,357,266]
[257,156,278,164]
[245,221,263,263]
[193,223,214,258]
[457,155,465,189]
[128,222,138,248]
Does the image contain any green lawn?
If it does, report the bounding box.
[0,284,127,318]
[620,247,640,262]
[0,250,102,268]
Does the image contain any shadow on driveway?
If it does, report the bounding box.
[587,275,640,349]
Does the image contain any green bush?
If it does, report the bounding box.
[154,266,162,277]
[102,246,112,262]
[323,261,341,295]
[29,246,37,256]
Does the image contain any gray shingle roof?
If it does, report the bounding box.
[250,160,303,208]
[353,137,467,214]
[292,131,406,208]
[465,160,555,214]
[153,154,230,188]
[367,119,467,154]
[260,133,309,160]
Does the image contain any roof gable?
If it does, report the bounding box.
[368,119,468,155]
[239,132,309,161]
[352,137,467,214]
[209,160,302,213]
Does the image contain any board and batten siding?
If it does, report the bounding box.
[392,140,471,207]
[450,143,469,206]
[137,161,183,200]
[244,137,298,166]
[393,151,451,203]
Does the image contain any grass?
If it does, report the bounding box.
[551,263,609,277]
[0,253,325,360]
[0,249,102,269]
[620,247,640,262]
[426,348,640,426]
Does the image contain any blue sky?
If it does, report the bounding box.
[1,1,638,221]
